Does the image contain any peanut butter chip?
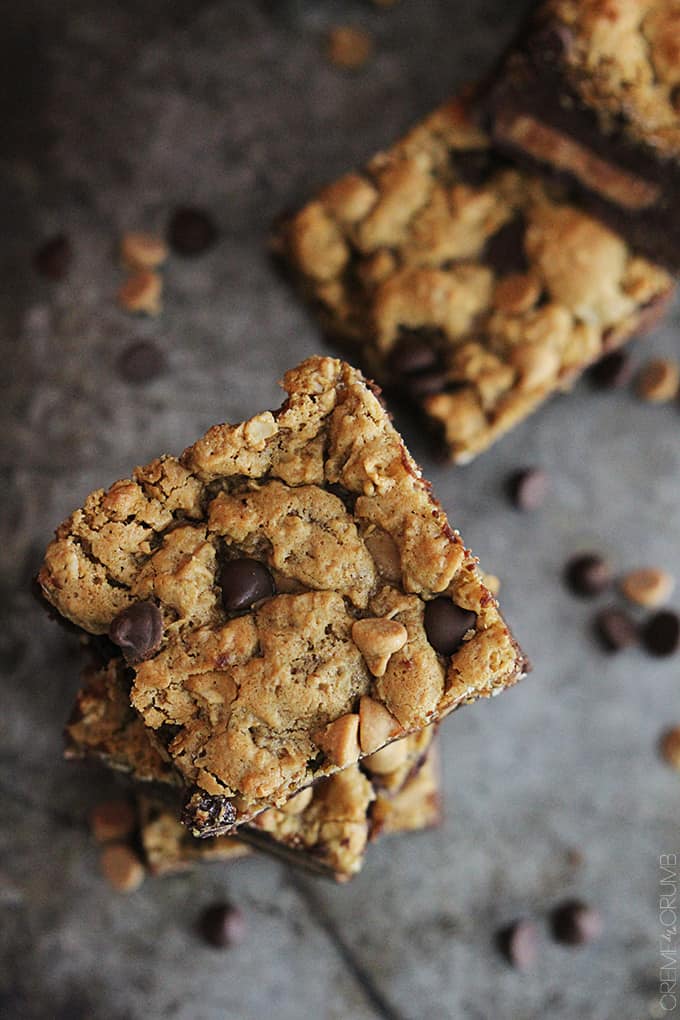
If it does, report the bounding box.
[363,737,409,775]
[120,232,168,271]
[351,618,408,677]
[358,695,403,754]
[620,567,674,608]
[481,572,501,596]
[118,270,163,315]
[637,358,680,403]
[279,787,314,816]
[89,800,136,843]
[660,727,680,770]
[312,713,360,766]
[100,844,145,892]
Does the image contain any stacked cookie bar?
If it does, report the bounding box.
[40,357,527,882]
[276,36,675,461]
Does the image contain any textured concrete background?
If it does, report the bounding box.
[2,2,680,1018]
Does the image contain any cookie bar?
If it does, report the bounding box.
[482,0,680,270]
[67,659,439,880]
[275,100,673,463]
[39,356,526,834]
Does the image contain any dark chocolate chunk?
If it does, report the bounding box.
[642,610,680,657]
[108,601,163,664]
[588,349,632,389]
[389,335,439,377]
[33,234,72,280]
[594,607,638,652]
[182,788,237,834]
[497,919,539,970]
[198,903,246,949]
[424,597,476,656]
[168,207,218,255]
[507,468,548,511]
[551,899,603,946]
[404,369,451,399]
[483,216,529,275]
[116,340,166,383]
[220,558,275,612]
[564,554,612,597]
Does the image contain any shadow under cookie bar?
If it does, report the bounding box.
[40,356,527,834]
[480,0,680,271]
[275,99,673,464]
[67,659,440,881]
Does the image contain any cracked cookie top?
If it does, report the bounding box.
[544,0,680,157]
[276,101,672,462]
[40,356,525,833]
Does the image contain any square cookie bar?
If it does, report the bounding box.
[68,659,440,881]
[40,356,526,834]
[482,0,680,270]
[275,98,673,462]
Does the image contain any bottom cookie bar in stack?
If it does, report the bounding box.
[66,658,442,884]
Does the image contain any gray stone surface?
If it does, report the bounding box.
[2,2,679,1018]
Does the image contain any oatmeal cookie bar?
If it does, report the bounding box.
[483,0,680,270]
[40,356,526,834]
[275,99,672,462]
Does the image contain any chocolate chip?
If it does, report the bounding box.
[404,369,451,399]
[389,336,439,377]
[108,601,163,664]
[551,900,603,946]
[167,207,218,255]
[116,340,166,383]
[483,216,529,276]
[497,919,539,970]
[424,598,476,656]
[594,607,638,652]
[507,468,548,511]
[33,234,72,280]
[564,554,612,597]
[588,349,632,389]
[642,610,680,657]
[220,558,275,612]
[198,903,246,949]
[182,788,237,834]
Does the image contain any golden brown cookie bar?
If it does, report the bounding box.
[483,1,680,270]
[66,659,438,880]
[40,356,526,833]
[69,663,439,880]
[275,99,673,462]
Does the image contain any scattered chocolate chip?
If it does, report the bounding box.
[117,340,166,383]
[108,601,163,664]
[564,554,612,597]
[389,336,439,377]
[642,610,680,657]
[198,903,246,948]
[220,558,275,612]
[550,899,603,946]
[168,207,219,256]
[497,919,539,970]
[594,606,638,652]
[424,598,476,656]
[507,468,548,511]
[33,234,72,280]
[588,349,632,389]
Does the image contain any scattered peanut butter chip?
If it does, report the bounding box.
[363,737,409,775]
[100,843,145,892]
[312,713,360,766]
[359,695,403,755]
[120,231,168,271]
[620,567,674,608]
[352,617,408,677]
[637,358,680,403]
[89,800,136,843]
[118,270,162,315]
[659,726,680,769]
[326,26,373,69]
[279,787,314,816]
[481,572,501,596]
